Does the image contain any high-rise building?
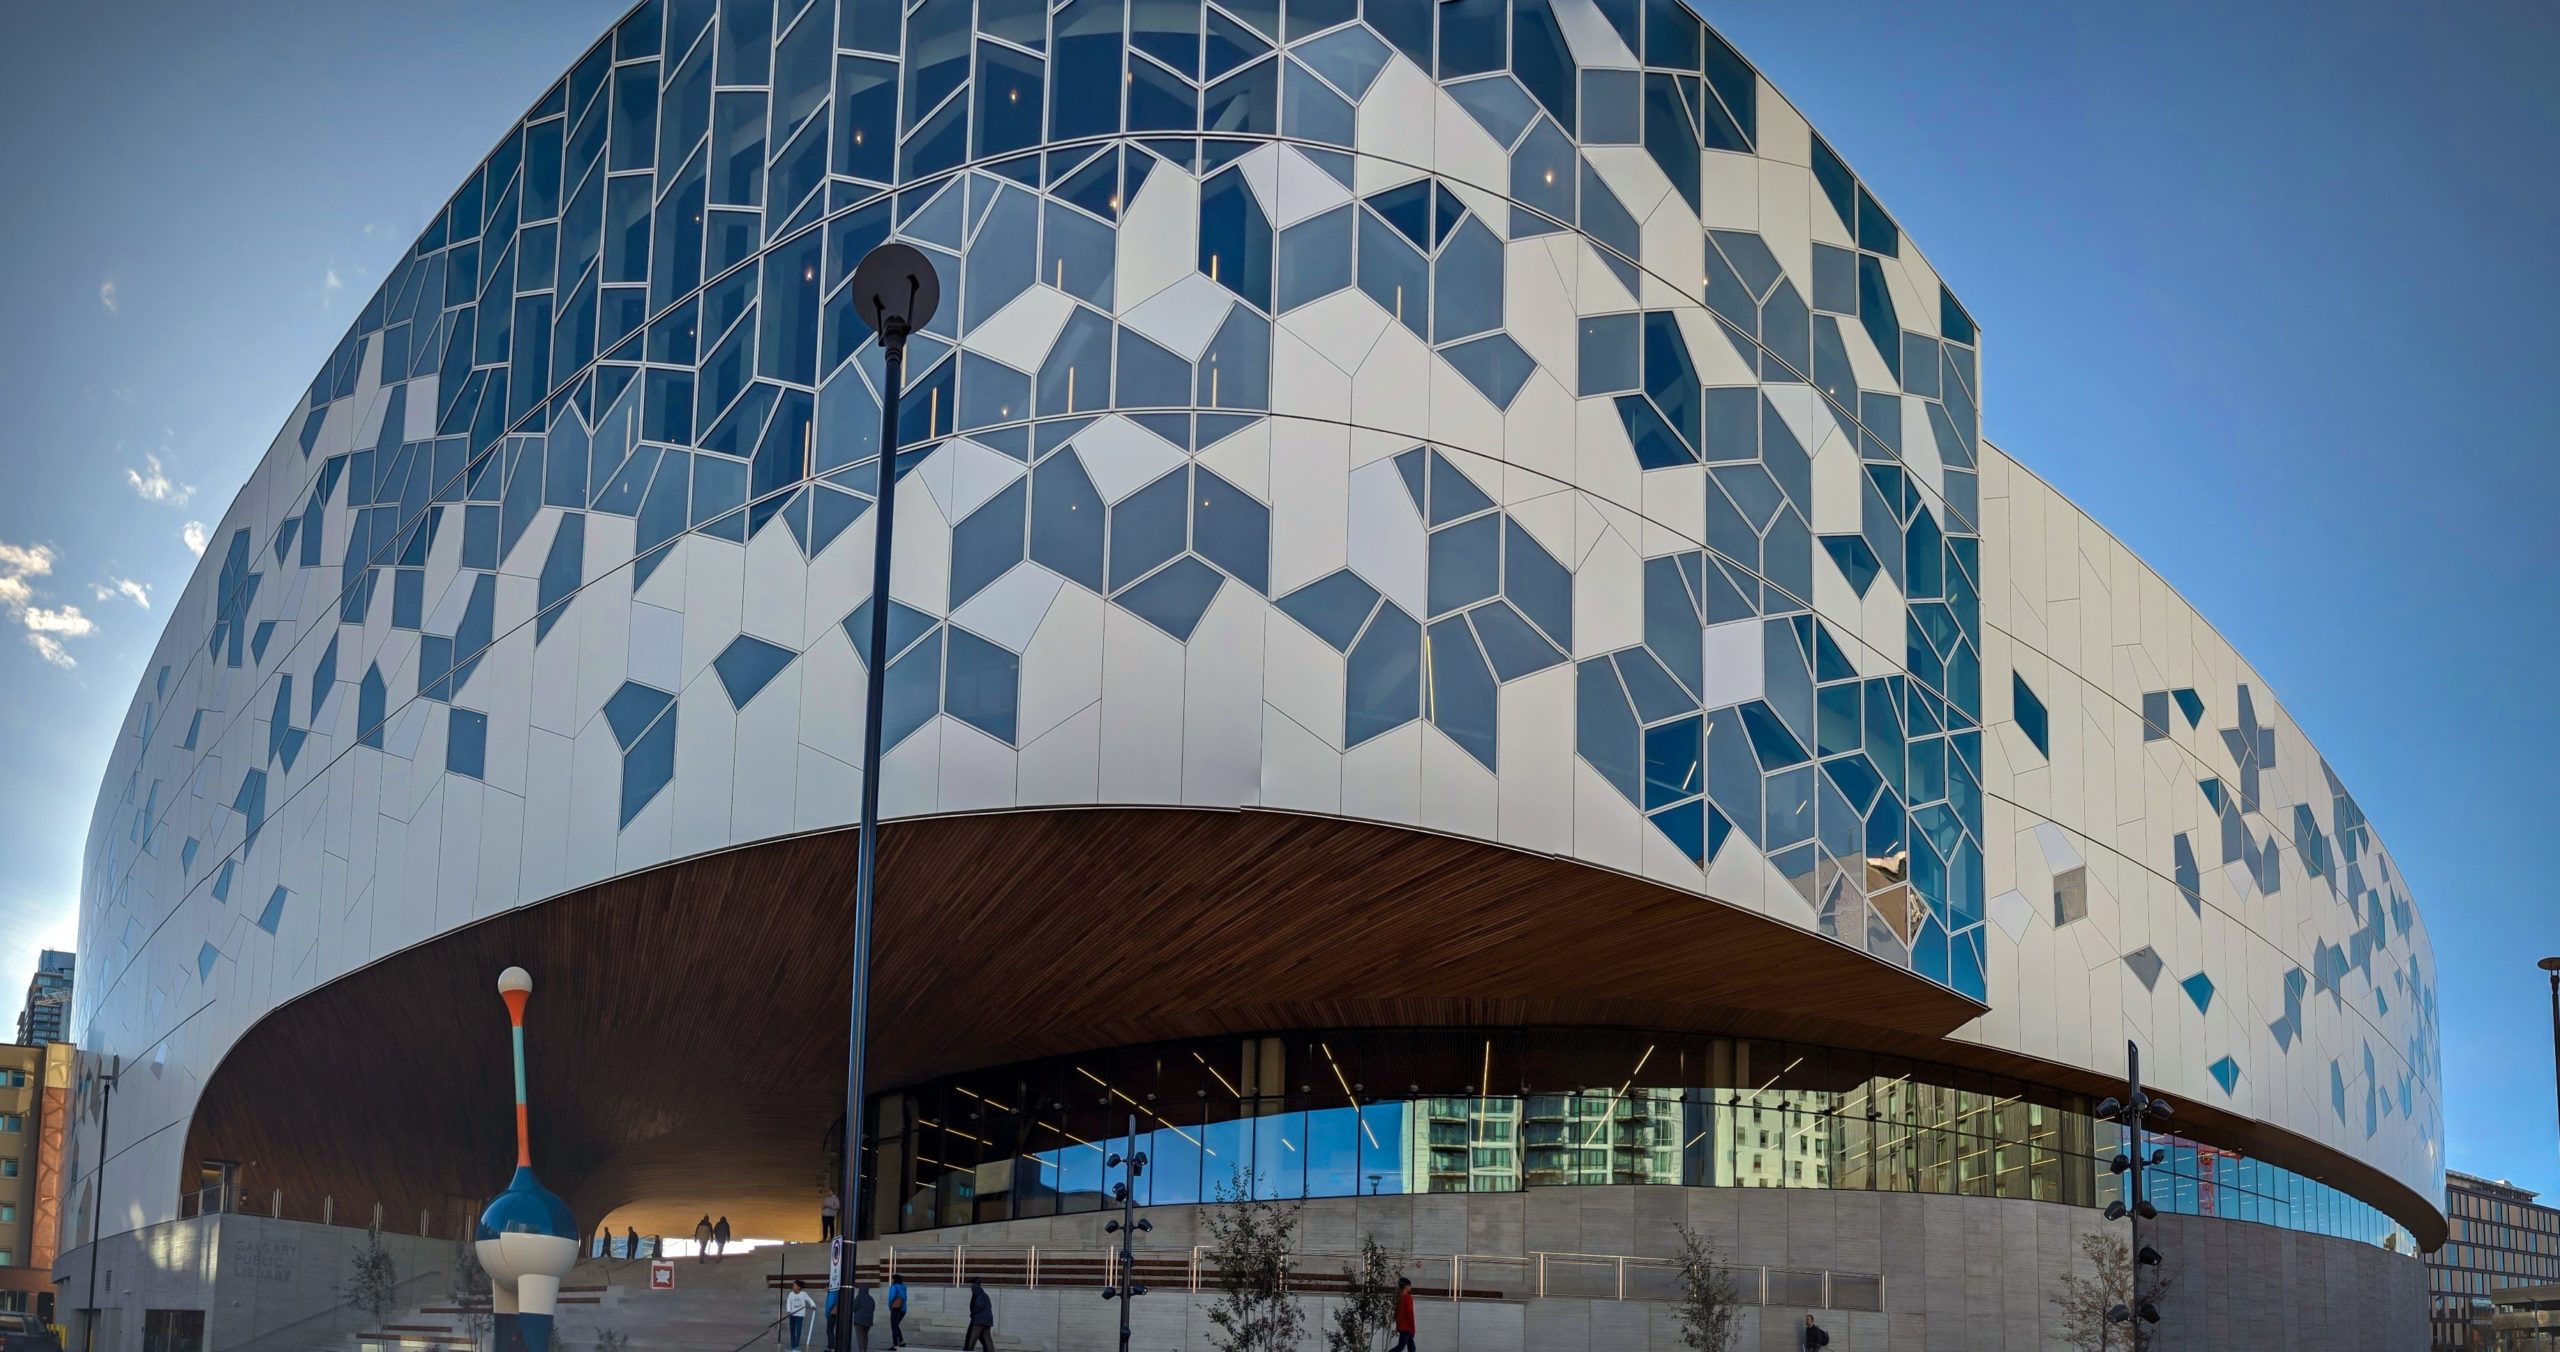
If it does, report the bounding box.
[2429,1171,2560,1350]
[59,2,2446,1346]
[14,952,70,1049]
[0,1041,71,1319]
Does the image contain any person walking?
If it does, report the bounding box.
[962,1279,994,1351]
[845,1282,876,1352]
[1802,1313,1830,1349]
[624,1225,640,1260]
[1386,1275,1417,1352]
[714,1215,733,1262]
[884,1274,909,1349]
[693,1215,714,1264]
[821,1189,841,1241]
[786,1281,818,1351]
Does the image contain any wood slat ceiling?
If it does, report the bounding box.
[181,806,2439,1249]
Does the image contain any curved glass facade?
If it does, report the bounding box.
[71,0,2440,1258]
[862,1028,2409,1250]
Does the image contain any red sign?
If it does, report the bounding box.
[650,1261,675,1290]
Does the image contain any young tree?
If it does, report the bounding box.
[1324,1234,1400,1352]
[2051,1231,2176,1352]
[1670,1224,1740,1352]
[449,1235,493,1346]
[345,1221,400,1328]
[1203,1167,1306,1352]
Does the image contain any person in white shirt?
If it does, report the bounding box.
[785,1281,818,1351]
[821,1190,841,1241]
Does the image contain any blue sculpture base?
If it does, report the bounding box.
[494,1311,554,1352]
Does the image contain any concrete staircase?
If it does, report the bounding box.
[355,1245,1042,1352]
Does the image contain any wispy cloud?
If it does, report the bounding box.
[99,276,118,316]
[123,453,193,506]
[91,578,150,609]
[181,521,209,556]
[323,268,344,309]
[0,542,97,669]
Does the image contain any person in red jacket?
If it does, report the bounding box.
[1387,1275,1417,1352]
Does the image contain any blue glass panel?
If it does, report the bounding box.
[1614,395,1693,471]
[1439,0,1505,78]
[1278,205,1354,312]
[1281,57,1355,147]
[1427,515,1499,617]
[1277,570,1380,652]
[1194,467,1270,593]
[1203,58,1280,135]
[1199,171,1274,309]
[1052,0,1126,140]
[1119,555,1225,641]
[973,41,1046,158]
[1576,657,1640,806]
[1856,185,1898,256]
[447,708,489,779]
[609,64,659,172]
[1469,601,1562,680]
[1345,602,1422,747]
[1578,313,1639,396]
[944,628,1021,744]
[1426,616,1498,769]
[1642,73,1700,211]
[1108,467,1188,592]
[1809,133,1854,233]
[950,477,1028,610]
[1432,217,1503,341]
[1856,253,1902,382]
[620,703,678,826]
[2012,673,2048,757]
[1643,716,1702,809]
[1509,118,1575,228]
[1441,333,1535,410]
[1115,328,1191,408]
[1298,23,1389,101]
[1030,448,1106,591]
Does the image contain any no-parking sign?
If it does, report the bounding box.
[650,1260,675,1290]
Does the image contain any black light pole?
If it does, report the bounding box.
[2099,1039,2172,1345]
[1101,1115,1151,1351]
[81,1055,120,1352]
[833,241,939,1352]
[2539,957,2560,1148]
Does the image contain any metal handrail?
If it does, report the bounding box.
[877,1242,1883,1311]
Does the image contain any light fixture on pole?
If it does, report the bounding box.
[833,239,940,1352]
[2100,1039,2172,1336]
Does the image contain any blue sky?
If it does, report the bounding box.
[0,2,2552,1196]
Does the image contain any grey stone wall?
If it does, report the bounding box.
[878,1186,2426,1350]
[57,1213,457,1352]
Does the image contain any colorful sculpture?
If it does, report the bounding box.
[475,967,579,1352]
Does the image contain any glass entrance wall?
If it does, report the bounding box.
[861,1026,2408,1250]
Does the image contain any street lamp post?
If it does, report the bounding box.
[833,241,939,1352]
[2538,957,2560,1148]
[81,1055,120,1352]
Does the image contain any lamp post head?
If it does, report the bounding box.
[849,242,941,344]
[2539,956,2560,974]
[499,966,534,995]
